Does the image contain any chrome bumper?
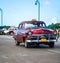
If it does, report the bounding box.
[26,34,57,43]
[26,40,56,43]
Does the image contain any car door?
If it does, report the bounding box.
[17,23,25,42]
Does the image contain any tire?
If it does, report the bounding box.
[15,41,20,46]
[25,42,30,48]
[36,43,40,47]
[10,32,14,36]
[49,42,54,48]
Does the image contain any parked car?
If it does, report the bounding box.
[0,26,10,35]
[0,29,5,35]
[13,20,57,48]
[4,28,14,35]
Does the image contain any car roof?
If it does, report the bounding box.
[20,21,45,24]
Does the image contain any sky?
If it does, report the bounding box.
[0,0,60,26]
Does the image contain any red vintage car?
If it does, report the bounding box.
[13,20,57,48]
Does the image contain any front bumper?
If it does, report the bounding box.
[26,34,57,43]
[26,39,56,43]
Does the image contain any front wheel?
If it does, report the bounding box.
[10,32,14,36]
[15,41,20,46]
[25,42,30,48]
[49,42,54,48]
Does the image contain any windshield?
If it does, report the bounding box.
[25,22,46,28]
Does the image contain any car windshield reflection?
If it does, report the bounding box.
[25,23,46,29]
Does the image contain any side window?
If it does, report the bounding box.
[18,23,25,29]
[18,24,22,29]
[21,24,25,29]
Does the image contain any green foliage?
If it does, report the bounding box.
[0,26,10,30]
[47,23,60,29]
[55,23,60,29]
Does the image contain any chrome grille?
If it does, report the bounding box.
[31,34,54,40]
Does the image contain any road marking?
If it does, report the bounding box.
[46,51,54,54]
[48,49,60,54]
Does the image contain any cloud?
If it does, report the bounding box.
[44,1,50,5]
[47,17,57,25]
[51,17,57,24]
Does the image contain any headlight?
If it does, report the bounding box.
[28,31,32,36]
[54,31,57,35]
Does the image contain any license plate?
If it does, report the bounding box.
[41,38,46,42]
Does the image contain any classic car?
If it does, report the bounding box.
[13,20,57,48]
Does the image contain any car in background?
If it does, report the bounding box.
[13,20,57,48]
[0,29,5,35]
[4,26,16,35]
[0,26,10,35]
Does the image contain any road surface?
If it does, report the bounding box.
[0,35,60,63]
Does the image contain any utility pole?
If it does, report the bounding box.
[35,0,40,21]
[0,8,3,26]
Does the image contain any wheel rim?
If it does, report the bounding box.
[10,32,14,35]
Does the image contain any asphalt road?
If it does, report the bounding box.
[0,35,60,63]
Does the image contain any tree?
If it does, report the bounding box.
[48,23,60,29]
[47,23,56,29]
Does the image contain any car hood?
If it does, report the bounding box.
[28,28,54,34]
